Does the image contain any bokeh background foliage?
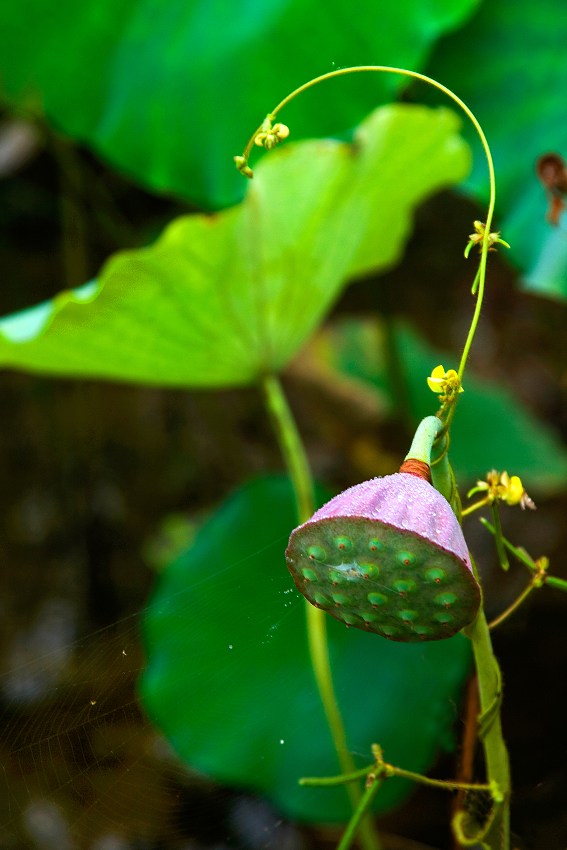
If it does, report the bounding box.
[1,0,567,840]
[1,0,566,295]
[0,0,479,208]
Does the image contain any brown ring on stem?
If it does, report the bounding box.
[399,458,431,482]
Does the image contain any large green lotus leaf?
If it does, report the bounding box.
[0,105,470,387]
[0,0,479,208]
[310,318,567,492]
[139,475,471,823]
[425,0,567,299]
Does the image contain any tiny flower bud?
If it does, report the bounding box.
[233,155,253,178]
[502,474,524,506]
[464,220,510,258]
[273,122,290,140]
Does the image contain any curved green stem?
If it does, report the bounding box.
[488,578,540,631]
[240,65,496,385]
[481,518,567,593]
[543,575,567,592]
[251,68,507,848]
[384,765,493,795]
[305,607,372,815]
[301,762,493,795]
[262,374,314,524]
[404,415,442,465]
[300,766,372,787]
[462,497,491,517]
[457,235,491,381]
[479,519,540,571]
[337,776,384,850]
[261,374,381,850]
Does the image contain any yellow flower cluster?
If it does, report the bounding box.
[254,119,290,151]
[427,364,463,402]
[468,470,535,511]
[464,220,510,258]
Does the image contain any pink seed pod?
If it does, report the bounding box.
[286,469,481,642]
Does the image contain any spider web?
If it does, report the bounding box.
[0,379,309,850]
[0,542,306,850]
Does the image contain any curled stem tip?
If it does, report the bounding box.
[235,65,498,388]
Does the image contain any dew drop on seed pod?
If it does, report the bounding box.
[285,470,481,641]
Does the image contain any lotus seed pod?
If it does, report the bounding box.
[286,472,481,642]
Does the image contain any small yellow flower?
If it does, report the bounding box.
[427,364,464,401]
[468,470,536,510]
[464,220,510,258]
[499,471,524,505]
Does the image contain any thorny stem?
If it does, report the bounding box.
[465,558,510,849]
[261,374,382,850]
